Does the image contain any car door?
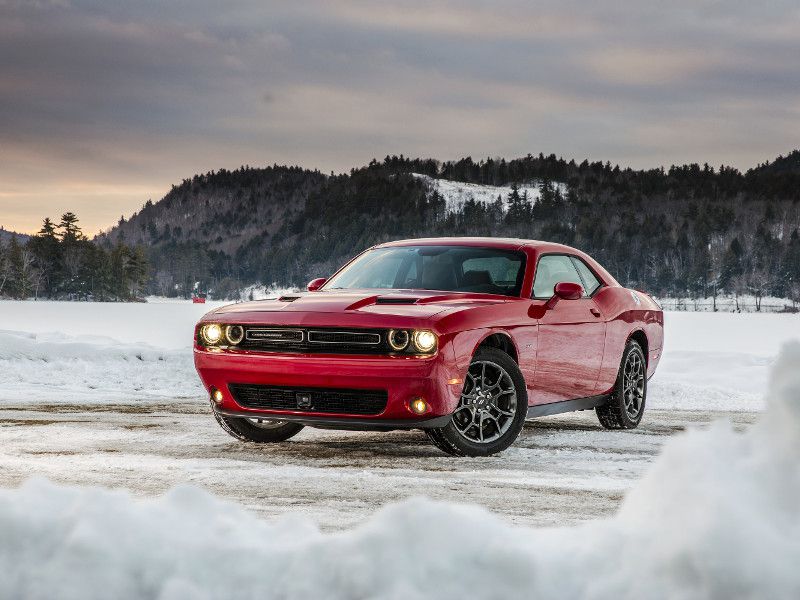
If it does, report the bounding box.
[530,254,606,404]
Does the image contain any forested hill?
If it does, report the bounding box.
[97,151,800,302]
[0,227,30,244]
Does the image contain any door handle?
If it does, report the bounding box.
[590,307,601,317]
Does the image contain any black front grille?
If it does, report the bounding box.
[245,328,303,344]
[240,326,389,354]
[229,384,388,415]
[307,330,381,345]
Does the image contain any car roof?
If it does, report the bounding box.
[375,237,579,253]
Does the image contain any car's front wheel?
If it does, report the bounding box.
[426,346,528,456]
[213,411,305,443]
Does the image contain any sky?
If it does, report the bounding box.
[1,0,799,235]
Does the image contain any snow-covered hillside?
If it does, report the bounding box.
[412,173,568,214]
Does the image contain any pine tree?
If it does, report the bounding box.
[59,212,83,242]
[39,218,57,238]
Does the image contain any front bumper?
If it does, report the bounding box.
[213,406,451,430]
[194,346,464,429]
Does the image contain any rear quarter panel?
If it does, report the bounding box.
[594,287,664,393]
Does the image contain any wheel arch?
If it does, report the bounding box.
[474,330,519,363]
[628,329,649,364]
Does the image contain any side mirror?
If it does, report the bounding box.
[307,277,327,292]
[546,281,583,309]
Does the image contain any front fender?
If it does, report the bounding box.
[448,327,534,399]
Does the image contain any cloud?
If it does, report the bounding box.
[1,0,799,233]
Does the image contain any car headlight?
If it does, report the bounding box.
[225,325,244,345]
[387,329,410,351]
[201,323,223,345]
[411,329,437,353]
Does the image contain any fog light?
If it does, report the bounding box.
[410,397,428,415]
[211,388,224,404]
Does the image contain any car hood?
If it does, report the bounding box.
[205,290,510,327]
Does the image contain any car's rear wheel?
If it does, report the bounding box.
[426,347,527,456]
[596,339,647,429]
[213,411,305,443]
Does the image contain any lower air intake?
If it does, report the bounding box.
[228,384,388,415]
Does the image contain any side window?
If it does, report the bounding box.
[570,257,602,296]
[532,255,584,298]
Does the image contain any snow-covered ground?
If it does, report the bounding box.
[1,341,798,598]
[1,300,799,597]
[2,300,796,410]
[413,173,568,213]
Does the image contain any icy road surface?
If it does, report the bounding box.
[0,402,756,530]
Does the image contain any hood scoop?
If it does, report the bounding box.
[278,295,301,302]
[374,296,420,305]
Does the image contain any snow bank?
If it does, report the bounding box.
[0,299,228,349]
[0,330,201,403]
[3,343,800,599]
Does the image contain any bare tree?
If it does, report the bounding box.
[746,267,771,312]
[18,248,36,298]
[0,251,11,296]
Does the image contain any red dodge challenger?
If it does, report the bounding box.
[194,238,663,456]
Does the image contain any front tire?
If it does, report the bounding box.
[214,411,304,443]
[596,339,647,429]
[426,347,527,456]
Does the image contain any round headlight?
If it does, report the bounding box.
[225,325,244,345]
[412,330,437,353]
[201,323,223,345]
[387,329,410,351]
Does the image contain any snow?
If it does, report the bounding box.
[1,301,798,411]
[1,342,799,599]
[412,173,568,214]
[0,299,226,402]
[656,293,797,313]
[0,330,199,402]
[648,311,800,411]
[0,299,228,349]
[233,285,298,301]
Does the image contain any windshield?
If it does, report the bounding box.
[324,245,526,297]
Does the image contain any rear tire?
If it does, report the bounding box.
[426,347,527,456]
[596,339,647,429]
[213,411,304,443]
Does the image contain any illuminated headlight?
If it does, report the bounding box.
[387,329,410,351]
[411,330,437,353]
[225,325,244,345]
[201,323,223,345]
